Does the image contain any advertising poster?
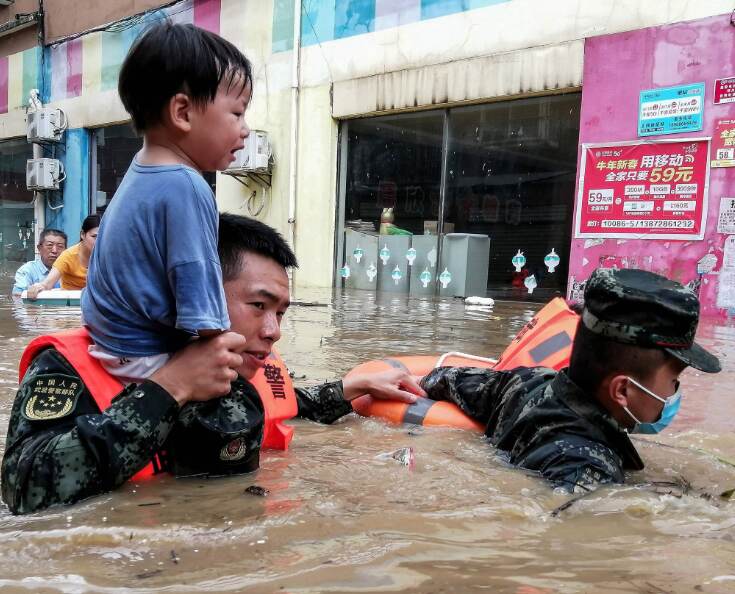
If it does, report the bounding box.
[575,139,710,240]
[638,82,705,137]
[718,198,735,234]
[714,77,735,105]
[711,119,735,167]
[717,271,735,309]
[723,236,735,270]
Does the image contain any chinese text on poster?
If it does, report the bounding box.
[575,139,710,239]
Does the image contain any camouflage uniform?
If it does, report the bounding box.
[422,365,643,491]
[423,268,720,492]
[1,348,352,515]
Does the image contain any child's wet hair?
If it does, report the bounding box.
[118,21,252,131]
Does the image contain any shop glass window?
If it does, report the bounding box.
[338,93,581,301]
[445,94,581,300]
[343,111,444,236]
[0,138,35,265]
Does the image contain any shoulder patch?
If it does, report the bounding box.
[21,374,83,421]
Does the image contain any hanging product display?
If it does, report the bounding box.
[392,266,403,285]
[379,245,391,265]
[340,264,351,279]
[524,274,537,294]
[420,268,432,288]
[406,247,417,266]
[366,262,377,282]
[427,248,437,268]
[439,268,452,289]
[352,246,364,263]
[544,249,560,273]
[512,250,526,272]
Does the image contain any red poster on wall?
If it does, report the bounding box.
[575,139,710,240]
[711,119,735,168]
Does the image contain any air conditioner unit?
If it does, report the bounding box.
[27,108,67,143]
[26,158,65,191]
[228,130,272,172]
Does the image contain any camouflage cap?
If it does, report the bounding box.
[582,268,720,373]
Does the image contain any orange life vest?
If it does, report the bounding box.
[349,298,580,430]
[18,329,298,480]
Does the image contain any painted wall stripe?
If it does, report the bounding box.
[169,0,194,25]
[8,52,23,110]
[0,56,8,114]
[194,0,221,34]
[50,43,69,100]
[1,1,225,110]
[100,24,142,92]
[67,39,83,98]
[83,32,102,95]
[22,47,40,106]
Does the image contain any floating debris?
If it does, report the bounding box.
[245,485,270,497]
[136,569,164,580]
[376,447,415,469]
[465,296,495,306]
[291,301,328,307]
[650,478,691,498]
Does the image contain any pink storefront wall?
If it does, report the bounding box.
[569,13,735,317]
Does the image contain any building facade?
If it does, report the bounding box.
[0,0,732,314]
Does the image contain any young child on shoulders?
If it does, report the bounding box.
[82,22,251,384]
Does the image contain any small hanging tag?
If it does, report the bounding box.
[512,250,526,273]
[392,265,403,285]
[406,247,417,266]
[353,246,364,263]
[379,244,391,265]
[524,274,537,294]
[420,268,432,288]
[439,268,452,289]
[544,248,560,273]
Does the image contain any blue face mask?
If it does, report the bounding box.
[623,377,682,434]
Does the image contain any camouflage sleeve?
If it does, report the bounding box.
[295,381,353,424]
[420,367,521,425]
[1,349,179,514]
[516,434,625,493]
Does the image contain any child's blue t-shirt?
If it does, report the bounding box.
[81,160,230,357]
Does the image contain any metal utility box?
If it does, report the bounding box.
[408,235,440,296]
[438,233,490,298]
[26,158,65,191]
[27,108,66,143]
[341,229,378,290]
[376,235,410,293]
[227,130,272,172]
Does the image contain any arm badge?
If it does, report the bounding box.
[21,374,84,421]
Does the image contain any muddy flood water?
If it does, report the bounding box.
[0,284,734,593]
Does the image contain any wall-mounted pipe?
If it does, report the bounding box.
[286,0,302,255]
